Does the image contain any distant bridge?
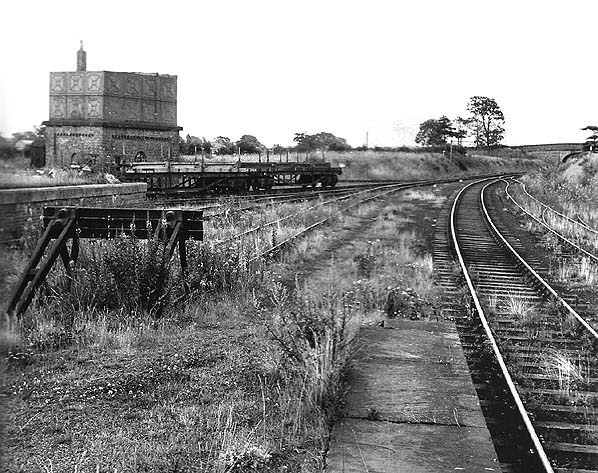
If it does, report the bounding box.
[510,143,584,160]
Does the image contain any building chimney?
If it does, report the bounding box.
[77,40,87,71]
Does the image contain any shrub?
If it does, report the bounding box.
[185,242,250,294]
[47,235,172,318]
[263,281,356,410]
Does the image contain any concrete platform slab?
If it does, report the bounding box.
[326,418,499,473]
[326,319,499,472]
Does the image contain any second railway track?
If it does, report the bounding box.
[446,178,597,472]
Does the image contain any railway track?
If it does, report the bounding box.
[151,181,389,207]
[173,181,423,303]
[200,183,389,219]
[503,178,598,263]
[163,174,518,219]
[445,178,598,472]
[215,175,512,259]
[510,179,598,235]
[214,183,395,249]
[155,181,417,216]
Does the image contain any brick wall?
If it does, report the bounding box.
[46,125,105,168]
[45,124,179,169]
[106,127,179,163]
[0,183,147,244]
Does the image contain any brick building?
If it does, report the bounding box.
[43,42,182,169]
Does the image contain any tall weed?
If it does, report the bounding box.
[262,280,357,411]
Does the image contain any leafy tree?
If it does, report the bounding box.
[180,135,212,155]
[313,132,351,151]
[293,132,316,152]
[11,130,38,143]
[0,135,16,159]
[466,96,505,146]
[453,117,471,146]
[415,116,455,146]
[34,124,46,139]
[180,134,199,154]
[582,125,598,152]
[293,132,350,152]
[213,136,236,155]
[199,138,213,154]
[272,144,287,155]
[236,135,264,154]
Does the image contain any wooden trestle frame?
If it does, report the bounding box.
[7,206,203,317]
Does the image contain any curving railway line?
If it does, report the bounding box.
[446,178,597,472]
[510,179,598,236]
[504,178,598,263]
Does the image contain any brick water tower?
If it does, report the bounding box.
[44,42,182,169]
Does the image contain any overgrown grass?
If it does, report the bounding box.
[507,159,598,332]
[0,191,381,471]
[2,183,446,471]
[326,149,540,181]
[519,153,598,230]
[3,147,540,190]
[0,156,108,188]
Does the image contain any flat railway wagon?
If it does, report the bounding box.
[120,160,342,195]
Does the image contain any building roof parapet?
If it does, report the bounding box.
[43,119,182,132]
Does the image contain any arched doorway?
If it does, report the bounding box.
[135,150,147,162]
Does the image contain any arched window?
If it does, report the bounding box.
[135,150,147,162]
[70,152,78,164]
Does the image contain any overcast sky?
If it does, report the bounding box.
[0,0,595,147]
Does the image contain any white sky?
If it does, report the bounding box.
[0,0,596,147]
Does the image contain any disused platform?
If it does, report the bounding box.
[326,318,499,472]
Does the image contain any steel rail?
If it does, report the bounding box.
[577,214,596,232]
[450,178,555,473]
[154,181,395,207]
[511,178,598,235]
[202,184,394,220]
[156,173,522,210]
[172,182,415,304]
[207,173,523,221]
[252,183,413,261]
[171,186,358,211]
[215,184,394,247]
[502,179,598,263]
[487,182,598,339]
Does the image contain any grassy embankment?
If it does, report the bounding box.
[519,152,598,230]
[513,154,598,286]
[1,149,537,471]
[497,155,598,411]
[1,148,541,189]
[326,149,540,181]
[0,156,108,189]
[189,148,541,181]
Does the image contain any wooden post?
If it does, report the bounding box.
[7,207,203,317]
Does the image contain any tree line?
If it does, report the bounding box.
[7,98,597,161]
[415,96,506,148]
[179,131,351,156]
